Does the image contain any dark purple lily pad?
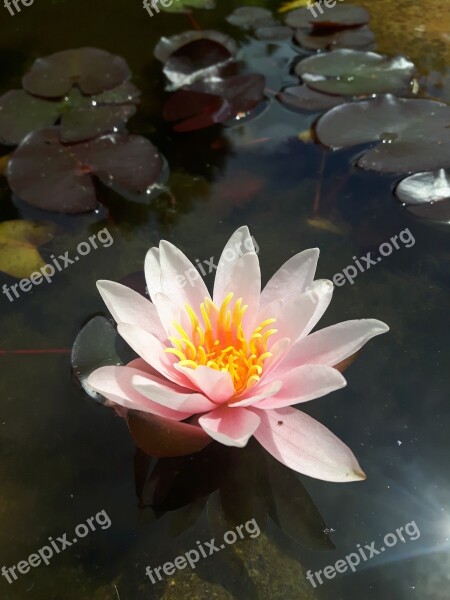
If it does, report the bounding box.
[127,410,212,458]
[154,30,237,64]
[227,6,273,29]
[255,26,293,41]
[163,39,234,88]
[165,73,265,132]
[22,48,131,98]
[285,4,369,31]
[316,94,450,173]
[295,25,375,51]
[296,50,415,96]
[277,84,346,112]
[7,128,163,213]
[0,84,140,145]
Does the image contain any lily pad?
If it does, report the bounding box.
[71,315,127,404]
[255,26,293,41]
[296,50,415,96]
[396,170,450,222]
[165,74,265,131]
[227,6,274,29]
[285,4,369,31]
[163,39,235,88]
[22,48,132,98]
[0,220,56,279]
[127,410,212,458]
[295,25,375,51]
[0,85,139,145]
[160,0,215,12]
[316,94,450,173]
[154,30,237,64]
[277,84,346,112]
[7,128,163,213]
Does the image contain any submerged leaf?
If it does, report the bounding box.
[0,220,55,279]
[297,50,415,96]
[22,48,131,98]
[316,94,450,173]
[7,128,163,213]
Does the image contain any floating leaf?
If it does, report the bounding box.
[127,410,212,458]
[163,39,235,88]
[0,220,56,279]
[255,26,293,41]
[227,6,274,29]
[160,0,215,13]
[316,94,450,173]
[7,128,163,213]
[307,216,350,235]
[0,85,139,145]
[295,25,375,51]
[278,0,312,13]
[285,4,369,31]
[71,315,129,404]
[396,170,450,222]
[164,74,265,131]
[277,84,346,112]
[0,153,12,175]
[22,48,131,98]
[154,30,237,65]
[296,50,415,96]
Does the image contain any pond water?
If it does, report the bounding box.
[0,0,449,599]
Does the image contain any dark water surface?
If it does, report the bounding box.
[0,1,449,599]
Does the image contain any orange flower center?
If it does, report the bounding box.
[165,293,277,395]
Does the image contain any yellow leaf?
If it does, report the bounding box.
[298,129,313,143]
[0,220,56,279]
[279,0,312,13]
[0,154,12,176]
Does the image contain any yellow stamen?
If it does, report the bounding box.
[164,294,277,396]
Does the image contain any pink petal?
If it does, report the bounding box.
[87,366,191,420]
[253,407,366,482]
[231,380,283,407]
[175,364,235,403]
[260,279,333,344]
[159,240,211,316]
[256,365,346,409]
[273,319,389,375]
[132,374,217,413]
[260,248,319,307]
[199,405,261,447]
[144,246,162,303]
[117,322,190,387]
[96,280,165,339]
[213,226,257,306]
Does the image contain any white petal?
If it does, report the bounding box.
[144,246,162,303]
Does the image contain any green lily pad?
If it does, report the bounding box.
[160,0,215,13]
[295,25,375,51]
[277,84,346,112]
[396,169,450,222]
[296,49,415,96]
[285,4,369,31]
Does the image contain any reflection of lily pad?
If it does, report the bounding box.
[7,128,163,213]
[277,84,346,112]
[22,48,132,98]
[396,170,450,222]
[296,50,415,95]
[295,25,375,51]
[316,94,450,173]
[0,220,56,279]
[285,4,369,30]
[0,84,139,145]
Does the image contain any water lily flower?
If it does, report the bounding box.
[88,226,388,482]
